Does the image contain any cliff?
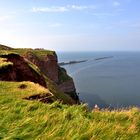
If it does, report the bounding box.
[0,53,46,87]
[12,48,79,102]
[0,45,79,104]
[23,51,59,83]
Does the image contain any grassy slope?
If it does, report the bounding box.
[0,81,53,99]
[0,88,140,139]
[58,67,72,83]
[0,58,13,69]
[11,48,55,59]
[0,44,11,50]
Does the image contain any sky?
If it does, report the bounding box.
[0,0,140,51]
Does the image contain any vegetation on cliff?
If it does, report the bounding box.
[0,58,13,70]
[0,45,74,82]
[0,55,76,105]
[0,81,54,101]
[0,45,55,57]
[58,67,72,83]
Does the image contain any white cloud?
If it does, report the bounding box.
[31,5,96,13]
[32,6,69,13]
[71,5,96,10]
[113,1,120,6]
[71,5,88,10]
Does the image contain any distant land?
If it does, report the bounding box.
[95,56,113,61]
[59,60,88,66]
[59,56,113,66]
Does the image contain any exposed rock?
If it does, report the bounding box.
[24,51,79,102]
[0,53,46,87]
[58,79,79,102]
[24,93,55,104]
[24,52,59,83]
[0,46,79,103]
[58,79,76,93]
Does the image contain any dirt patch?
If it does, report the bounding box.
[18,84,27,89]
[23,94,55,104]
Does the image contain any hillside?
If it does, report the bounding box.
[0,45,140,139]
[0,44,11,50]
[0,85,140,139]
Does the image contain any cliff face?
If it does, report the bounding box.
[0,46,79,103]
[58,79,76,93]
[58,80,79,101]
[24,51,79,102]
[24,52,59,83]
[0,53,46,87]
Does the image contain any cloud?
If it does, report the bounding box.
[113,1,120,6]
[32,6,69,13]
[31,5,96,13]
[71,5,96,10]
[71,5,87,10]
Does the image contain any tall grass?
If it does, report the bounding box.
[0,86,140,139]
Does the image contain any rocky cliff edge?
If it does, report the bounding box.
[0,45,79,104]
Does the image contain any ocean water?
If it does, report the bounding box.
[57,52,140,109]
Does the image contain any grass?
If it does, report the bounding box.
[0,81,53,99]
[0,45,55,61]
[0,75,140,139]
[26,58,42,76]
[58,67,72,83]
[11,48,55,60]
[0,44,11,50]
[0,88,140,139]
[0,58,13,70]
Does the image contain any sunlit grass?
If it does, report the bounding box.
[0,58,13,69]
[0,81,140,139]
[0,81,53,99]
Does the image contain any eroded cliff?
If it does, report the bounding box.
[0,53,46,87]
[24,50,79,102]
[0,45,79,103]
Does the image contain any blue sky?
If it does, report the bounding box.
[0,0,140,51]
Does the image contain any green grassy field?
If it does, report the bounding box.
[0,81,140,140]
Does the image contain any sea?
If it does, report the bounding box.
[57,51,140,109]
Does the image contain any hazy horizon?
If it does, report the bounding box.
[0,0,140,51]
